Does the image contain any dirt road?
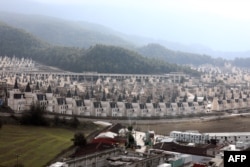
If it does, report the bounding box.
[136,115,250,135]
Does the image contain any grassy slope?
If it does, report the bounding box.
[0,125,76,167]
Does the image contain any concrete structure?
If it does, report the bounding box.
[170,131,250,145]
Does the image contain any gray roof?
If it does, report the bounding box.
[57,98,66,105]
[14,93,25,99]
[125,103,133,109]
[25,83,31,92]
[93,101,102,108]
[76,100,85,107]
[37,94,47,101]
[110,102,117,108]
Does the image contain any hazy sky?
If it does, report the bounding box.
[1,0,250,52]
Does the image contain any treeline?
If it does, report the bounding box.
[137,43,226,66]
[233,57,250,68]
[0,23,200,76]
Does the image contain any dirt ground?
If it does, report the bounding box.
[136,116,250,135]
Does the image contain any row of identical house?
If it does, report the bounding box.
[7,81,250,117]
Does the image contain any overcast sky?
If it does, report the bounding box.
[1,0,250,52]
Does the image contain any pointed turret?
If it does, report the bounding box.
[25,82,31,92]
[47,85,52,93]
[74,89,78,97]
[35,82,40,90]
[66,90,72,98]
[14,79,18,89]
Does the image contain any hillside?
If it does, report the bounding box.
[137,43,226,66]
[0,23,200,75]
[0,12,228,67]
[0,22,47,56]
[0,12,133,48]
[76,45,198,74]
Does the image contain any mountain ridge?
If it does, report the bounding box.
[0,22,200,76]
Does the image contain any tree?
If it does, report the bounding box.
[69,116,80,129]
[128,125,133,131]
[127,133,135,148]
[53,114,60,126]
[126,126,136,148]
[72,132,87,147]
[20,105,48,126]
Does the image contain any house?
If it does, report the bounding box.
[75,100,87,115]
[110,102,122,117]
[125,103,136,117]
[93,101,105,117]
[153,103,164,117]
[35,94,48,111]
[132,103,140,117]
[55,98,69,114]
[140,103,150,117]
[8,80,26,113]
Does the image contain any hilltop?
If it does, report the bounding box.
[0,12,132,49]
[0,22,200,75]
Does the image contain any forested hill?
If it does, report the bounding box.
[137,43,226,66]
[73,45,199,75]
[0,23,200,75]
[0,12,226,67]
[0,22,47,55]
[0,12,132,48]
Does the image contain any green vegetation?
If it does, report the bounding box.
[0,23,200,76]
[71,132,87,147]
[137,43,226,66]
[233,57,250,68]
[20,105,48,126]
[0,125,74,167]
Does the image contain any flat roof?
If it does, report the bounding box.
[204,132,250,136]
